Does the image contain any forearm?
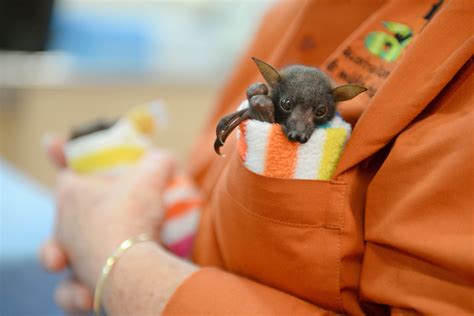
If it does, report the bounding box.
[103,241,197,315]
[101,241,331,315]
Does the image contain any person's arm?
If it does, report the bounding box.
[103,242,196,315]
[40,141,331,315]
[104,242,331,316]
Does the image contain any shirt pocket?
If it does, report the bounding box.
[210,152,347,312]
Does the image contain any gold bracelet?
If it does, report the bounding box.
[94,233,153,316]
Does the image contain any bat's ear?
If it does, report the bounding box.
[252,57,281,88]
[332,84,367,102]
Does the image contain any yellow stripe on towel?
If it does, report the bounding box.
[318,128,347,180]
[69,145,146,173]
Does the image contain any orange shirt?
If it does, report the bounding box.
[164,0,473,314]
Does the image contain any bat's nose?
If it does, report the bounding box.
[288,132,309,144]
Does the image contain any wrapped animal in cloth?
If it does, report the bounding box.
[215,57,366,180]
[236,100,352,180]
[64,102,200,258]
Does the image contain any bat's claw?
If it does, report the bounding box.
[214,138,224,156]
[212,82,273,156]
[213,109,249,156]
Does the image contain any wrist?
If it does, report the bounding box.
[101,239,197,315]
[93,234,155,315]
[89,225,159,288]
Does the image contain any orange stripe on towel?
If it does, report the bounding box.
[165,198,202,220]
[238,121,248,161]
[264,124,299,178]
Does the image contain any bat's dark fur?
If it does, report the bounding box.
[214,58,367,155]
[271,65,336,143]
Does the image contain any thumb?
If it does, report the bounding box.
[133,149,177,195]
[126,150,177,222]
[42,133,67,169]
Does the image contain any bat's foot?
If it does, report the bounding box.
[214,138,224,156]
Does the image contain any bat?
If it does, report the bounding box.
[214,57,367,155]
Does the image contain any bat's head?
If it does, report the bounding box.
[252,57,366,143]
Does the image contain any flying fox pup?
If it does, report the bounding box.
[214,57,367,155]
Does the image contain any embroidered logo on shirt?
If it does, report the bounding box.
[323,0,444,98]
[364,21,413,62]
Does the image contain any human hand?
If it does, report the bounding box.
[40,135,93,313]
[39,135,176,313]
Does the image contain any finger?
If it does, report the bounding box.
[127,150,178,221]
[135,149,177,192]
[39,239,68,272]
[54,278,94,313]
[42,133,67,169]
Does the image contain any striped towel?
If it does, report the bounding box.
[236,100,351,180]
[64,102,200,258]
[160,172,201,257]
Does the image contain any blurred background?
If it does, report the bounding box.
[0,0,274,314]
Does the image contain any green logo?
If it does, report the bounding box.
[365,21,413,62]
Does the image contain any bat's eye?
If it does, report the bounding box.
[315,105,327,118]
[279,98,292,112]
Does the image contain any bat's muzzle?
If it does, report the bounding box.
[287,131,310,144]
